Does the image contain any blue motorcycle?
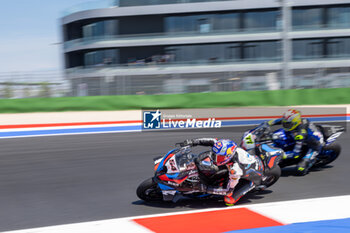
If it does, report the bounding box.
[240,124,344,169]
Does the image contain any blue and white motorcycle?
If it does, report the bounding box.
[137,144,282,203]
[240,124,344,169]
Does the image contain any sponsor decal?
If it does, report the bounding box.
[142,110,222,130]
[143,110,161,129]
[162,118,221,129]
[166,181,180,187]
[167,159,179,172]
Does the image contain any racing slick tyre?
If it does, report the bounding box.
[313,143,341,168]
[137,178,163,202]
[263,165,281,188]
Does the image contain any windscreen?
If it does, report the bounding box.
[174,147,197,171]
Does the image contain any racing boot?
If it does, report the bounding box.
[296,151,318,176]
[224,182,255,206]
[224,193,238,206]
[296,160,310,176]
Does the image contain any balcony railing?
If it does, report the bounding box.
[67,58,282,74]
[65,56,350,80]
[63,25,350,51]
[63,28,280,50]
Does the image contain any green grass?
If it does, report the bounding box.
[0,88,349,113]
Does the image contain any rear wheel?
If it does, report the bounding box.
[313,143,341,168]
[263,165,281,188]
[136,178,163,202]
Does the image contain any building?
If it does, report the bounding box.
[62,0,350,96]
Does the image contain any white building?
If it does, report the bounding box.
[62,0,350,95]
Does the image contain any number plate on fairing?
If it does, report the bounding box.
[166,158,179,173]
[241,132,256,151]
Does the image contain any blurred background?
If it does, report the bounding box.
[2,0,350,98]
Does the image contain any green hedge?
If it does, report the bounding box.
[0,88,349,113]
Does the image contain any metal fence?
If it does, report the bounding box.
[70,68,350,96]
[0,71,69,99]
[1,68,350,98]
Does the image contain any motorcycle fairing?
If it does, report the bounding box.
[326,132,343,145]
[155,149,177,172]
[158,183,174,190]
[158,173,189,184]
[272,129,295,151]
[155,149,193,186]
[261,144,281,169]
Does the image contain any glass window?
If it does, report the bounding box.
[327,38,350,58]
[85,52,96,66]
[104,19,119,36]
[328,7,350,28]
[243,41,280,61]
[83,20,119,38]
[184,15,198,32]
[166,13,241,34]
[95,21,104,36]
[213,13,239,32]
[165,16,185,33]
[244,10,279,31]
[196,44,225,61]
[165,14,215,34]
[292,8,323,29]
[165,44,227,63]
[198,18,211,33]
[225,43,241,60]
[83,24,94,38]
[84,49,119,67]
[165,42,279,63]
[293,39,323,60]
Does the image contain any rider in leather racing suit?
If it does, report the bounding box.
[180,138,264,206]
[260,109,324,175]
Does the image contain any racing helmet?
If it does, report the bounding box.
[282,109,302,131]
[212,139,237,166]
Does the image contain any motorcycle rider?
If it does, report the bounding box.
[179,138,264,206]
[259,109,324,175]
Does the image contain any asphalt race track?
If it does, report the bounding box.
[0,124,349,232]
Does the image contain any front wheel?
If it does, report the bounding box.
[262,165,281,188]
[136,178,163,202]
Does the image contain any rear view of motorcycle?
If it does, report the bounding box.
[137,144,282,205]
[240,124,344,171]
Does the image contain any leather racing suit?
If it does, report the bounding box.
[186,138,264,205]
[265,118,324,175]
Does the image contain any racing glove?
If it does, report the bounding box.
[176,139,193,147]
[177,138,217,147]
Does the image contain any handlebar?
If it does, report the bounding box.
[175,142,185,147]
[253,126,273,143]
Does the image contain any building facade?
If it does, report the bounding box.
[62,0,350,96]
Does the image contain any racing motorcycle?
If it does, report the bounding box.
[240,124,344,169]
[137,144,282,203]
